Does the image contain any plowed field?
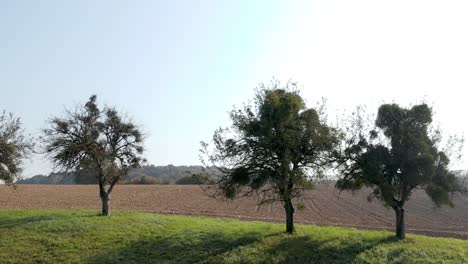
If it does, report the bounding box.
[0,184,466,239]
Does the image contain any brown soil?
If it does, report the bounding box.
[0,184,466,239]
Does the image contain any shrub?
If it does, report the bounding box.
[176,173,214,185]
[128,176,160,185]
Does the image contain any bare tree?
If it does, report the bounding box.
[42,95,145,216]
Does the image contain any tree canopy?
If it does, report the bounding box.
[336,103,466,239]
[203,83,338,233]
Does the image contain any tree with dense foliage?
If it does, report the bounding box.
[0,111,33,184]
[42,95,145,216]
[335,103,466,239]
[202,83,338,233]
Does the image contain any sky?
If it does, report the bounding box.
[1,0,467,178]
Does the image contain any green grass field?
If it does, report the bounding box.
[0,210,466,263]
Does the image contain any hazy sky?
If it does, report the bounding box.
[1,0,467,178]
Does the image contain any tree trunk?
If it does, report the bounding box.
[101,193,110,216]
[394,206,405,240]
[99,183,110,216]
[284,199,295,233]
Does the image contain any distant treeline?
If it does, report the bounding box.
[17,166,467,186]
[16,165,220,185]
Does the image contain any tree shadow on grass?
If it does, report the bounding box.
[88,231,399,264]
[264,235,399,264]
[88,231,282,264]
[0,211,104,229]
[0,216,53,229]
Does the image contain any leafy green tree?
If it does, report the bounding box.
[336,103,465,239]
[0,111,33,184]
[42,95,145,216]
[202,83,338,233]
